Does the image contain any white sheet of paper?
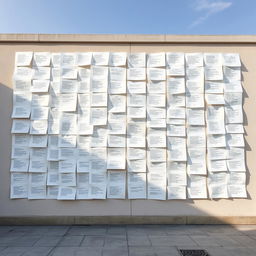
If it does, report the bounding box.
[167,107,185,119]
[33,67,51,80]
[76,52,92,66]
[228,172,246,185]
[31,107,49,120]
[90,148,107,172]
[166,52,184,66]
[147,162,166,173]
[228,185,246,198]
[205,81,224,94]
[167,94,185,107]
[167,65,185,76]
[11,146,29,159]
[186,108,205,125]
[12,105,31,119]
[59,173,76,186]
[147,81,165,94]
[59,93,77,112]
[77,157,90,173]
[167,186,186,199]
[167,77,185,94]
[109,67,126,81]
[185,53,203,67]
[147,94,166,107]
[127,68,146,80]
[225,105,243,124]
[224,82,243,93]
[90,108,107,125]
[225,124,244,134]
[108,135,126,147]
[208,184,228,198]
[14,67,34,80]
[13,92,31,106]
[147,172,166,200]
[15,52,33,66]
[128,159,146,173]
[12,134,30,147]
[13,78,31,92]
[167,161,186,172]
[128,94,146,107]
[205,66,223,81]
[186,93,204,108]
[92,52,109,66]
[222,53,241,67]
[59,160,76,173]
[109,95,126,113]
[207,120,226,135]
[128,173,146,199]
[205,94,225,105]
[10,173,28,198]
[29,135,48,147]
[107,171,126,199]
[208,159,227,173]
[57,186,76,200]
[109,52,127,66]
[225,93,242,107]
[204,53,222,66]
[186,80,204,94]
[10,158,29,172]
[127,81,146,94]
[188,175,207,199]
[47,171,59,186]
[167,172,187,186]
[207,134,226,147]
[58,135,76,148]
[226,133,244,147]
[147,133,166,148]
[127,148,146,160]
[107,148,126,169]
[59,148,77,160]
[147,52,165,67]
[187,129,206,148]
[108,122,126,135]
[47,186,59,199]
[147,68,166,81]
[223,66,241,82]
[59,113,77,134]
[30,120,48,134]
[148,148,166,162]
[32,94,49,107]
[128,53,146,68]
[186,67,204,80]
[147,107,166,120]
[208,148,227,160]
[147,119,166,128]
[227,159,246,173]
[127,107,146,119]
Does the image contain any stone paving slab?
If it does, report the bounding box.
[0,225,256,255]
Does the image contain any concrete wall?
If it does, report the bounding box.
[0,34,256,224]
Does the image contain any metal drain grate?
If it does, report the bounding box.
[179,249,210,256]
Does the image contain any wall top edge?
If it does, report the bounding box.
[0,34,256,43]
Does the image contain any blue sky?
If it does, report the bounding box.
[0,0,255,34]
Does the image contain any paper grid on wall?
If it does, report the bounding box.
[10,51,247,200]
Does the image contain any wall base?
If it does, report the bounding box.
[0,216,256,225]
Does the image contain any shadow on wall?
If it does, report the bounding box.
[0,58,251,225]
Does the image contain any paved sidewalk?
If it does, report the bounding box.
[0,225,256,255]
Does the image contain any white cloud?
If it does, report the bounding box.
[190,0,232,27]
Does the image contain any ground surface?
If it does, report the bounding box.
[0,225,256,255]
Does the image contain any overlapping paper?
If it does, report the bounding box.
[10,51,246,200]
